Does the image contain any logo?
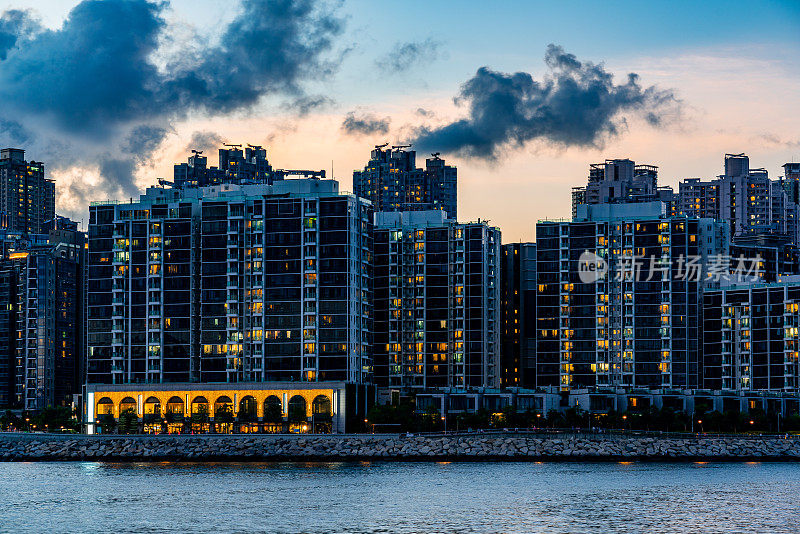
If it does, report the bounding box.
[578,250,608,284]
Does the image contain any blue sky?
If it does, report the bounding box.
[1,0,799,240]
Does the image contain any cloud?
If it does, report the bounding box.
[0,9,40,61]
[377,38,441,73]
[284,94,335,116]
[412,44,682,159]
[753,133,800,149]
[341,110,391,136]
[186,131,226,154]
[123,125,171,165]
[0,0,345,218]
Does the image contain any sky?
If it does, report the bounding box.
[0,0,798,241]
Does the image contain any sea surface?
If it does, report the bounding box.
[1,461,799,533]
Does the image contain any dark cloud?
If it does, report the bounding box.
[0,9,40,61]
[0,1,166,138]
[98,157,140,199]
[0,0,345,217]
[0,118,31,145]
[163,0,344,112]
[377,38,441,73]
[285,94,335,116]
[341,111,390,136]
[416,108,435,118]
[755,133,800,149]
[186,131,226,154]
[123,125,171,164]
[412,44,681,159]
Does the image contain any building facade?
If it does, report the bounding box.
[0,148,55,235]
[353,146,457,218]
[703,281,800,393]
[0,258,18,407]
[677,154,799,243]
[174,145,278,188]
[571,159,674,219]
[87,179,372,388]
[372,211,500,390]
[537,202,726,391]
[14,218,86,411]
[85,381,375,434]
[500,242,536,387]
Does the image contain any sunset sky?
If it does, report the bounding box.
[1,0,798,241]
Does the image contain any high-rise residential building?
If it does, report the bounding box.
[677,154,798,242]
[536,202,727,390]
[173,145,326,189]
[353,146,457,218]
[0,258,19,408]
[678,178,720,220]
[500,242,536,388]
[728,234,800,282]
[372,211,499,390]
[15,217,86,411]
[0,148,55,235]
[571,159,675,219]
[783,162,800,205]
[703,281,800,392]
[174,145,279,188]
[87,179,372,386]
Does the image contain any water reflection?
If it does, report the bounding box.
[2,461,799,533]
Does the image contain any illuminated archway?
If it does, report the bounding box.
[144,396,161,416]
[119,396,137,415]
[166,396,184,416]
[238,396,257,422]
[312,395,332,416]
[288,395,307,422]
[263,395,283,423]
[191,396,209,417]
[96,397,114,416]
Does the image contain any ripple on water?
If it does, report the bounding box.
[1,461,799,534]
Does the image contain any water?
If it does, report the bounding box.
[1,461,799,533]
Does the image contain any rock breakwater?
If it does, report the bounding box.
[2,433,799,462]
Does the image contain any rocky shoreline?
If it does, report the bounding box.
[2,432,800,462]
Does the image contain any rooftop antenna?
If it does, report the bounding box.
[375,142,389,149]
[224,143,242,149]
[191,149,203,157]
[392,144,411,150]
[431,152,441,158]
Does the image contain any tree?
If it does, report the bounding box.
[118,408,139,434]
[263,402,283,424]
[367,402,418,432]
[545,409,565,428]
[32,406,77,432]
[165,407,184,425]
[191,404,209,424]
[215,404,234,423]
[419,404,442,432]
[98,413,116,434]
[0,410,24,431]
[287,403,306,423]
[458,408,492,431]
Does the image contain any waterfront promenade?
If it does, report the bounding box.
[2,431,800,462]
